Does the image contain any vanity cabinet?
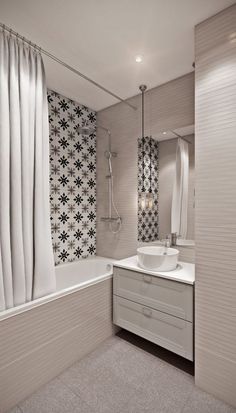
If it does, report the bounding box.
[113,266,194,361]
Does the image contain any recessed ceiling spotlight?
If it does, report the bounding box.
[162,131,167,135]
[135,55,143,63]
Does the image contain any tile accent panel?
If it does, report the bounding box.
[96,72,194,259]
[138,136,159,242]
[195,4,236,407]
[48,90,96,264]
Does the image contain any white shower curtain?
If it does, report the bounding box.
[171,138,189,239]
[0,31,55,311]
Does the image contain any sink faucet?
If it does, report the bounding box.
[162,239,170,248]
[161,237,170,255]
[170,232,177,246]
[163,233,178,247]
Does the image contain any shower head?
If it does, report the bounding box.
[77,124,112,137]
[77,125,96,136]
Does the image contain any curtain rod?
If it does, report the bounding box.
[0,22,137,111]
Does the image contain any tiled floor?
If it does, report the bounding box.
[9,333,236,413]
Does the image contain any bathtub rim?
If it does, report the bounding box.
[0,256,114,322]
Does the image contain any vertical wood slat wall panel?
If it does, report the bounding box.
[0,279,114,413]
[96,73,194,259]
[195,4,236,408]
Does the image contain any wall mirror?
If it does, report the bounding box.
[138,125,195,247]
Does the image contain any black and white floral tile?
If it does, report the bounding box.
[138,136,159,242]
[48,90,96,265]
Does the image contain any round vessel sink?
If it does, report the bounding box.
[137,246,179,272]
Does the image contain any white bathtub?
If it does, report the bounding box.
[0,256,113,321]
[56,256,113,291]
[0,256,115,413]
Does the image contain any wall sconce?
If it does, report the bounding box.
[146,192,154,209]
[140,193,147,210]
[140,192,154,210]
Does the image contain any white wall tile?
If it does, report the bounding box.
[195,4,236,408]
[0,279,114,413]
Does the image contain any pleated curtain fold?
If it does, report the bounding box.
[0,31,55,311]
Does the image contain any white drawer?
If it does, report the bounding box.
[113,295,193,361]
[113,267,193,322]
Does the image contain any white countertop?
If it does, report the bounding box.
[113,255,195,285]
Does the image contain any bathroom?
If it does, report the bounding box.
[0,1,236,412]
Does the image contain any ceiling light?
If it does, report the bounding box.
[162,131,167,135]
[135,55,143,63]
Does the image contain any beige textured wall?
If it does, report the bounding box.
[195,4,236,407]
[0,279,114,413]
[96,72,194,259]
[159,134,195,240]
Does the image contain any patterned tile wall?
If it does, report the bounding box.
[138,136,159,242]
[48,90,96,265]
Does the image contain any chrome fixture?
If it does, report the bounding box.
[169,129,192,145]
[139,84,154,210]
[170,232,177,246]
[76,125,95,135]
[76,124,117,158]
[0,22,137,111]
[139,84,147,140]
[101,138,122,233]
[76,124,121,233]
[163,233,178,247]
[160,238,171,255]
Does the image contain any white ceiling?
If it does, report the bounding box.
[154,125,195,142]
[1,0,235,111]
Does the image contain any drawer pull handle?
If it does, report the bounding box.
[143,275,152,283]
[142,307,152,317]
